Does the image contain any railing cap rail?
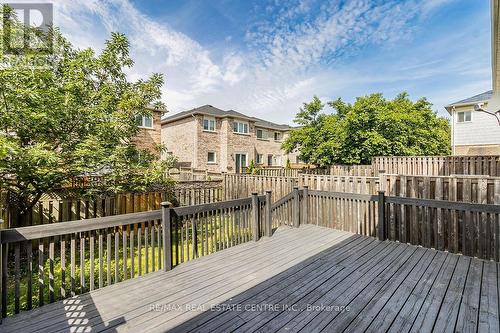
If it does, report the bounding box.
[1,210,162,244]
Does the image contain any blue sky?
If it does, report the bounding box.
[51,0,492,124]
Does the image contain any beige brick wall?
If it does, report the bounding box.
[162,116,197,165]
[162,115,299,172]
[133,110,162,155]
[195,115,223,172]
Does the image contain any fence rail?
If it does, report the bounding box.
[224,174,298,202]
[372,155,500,176]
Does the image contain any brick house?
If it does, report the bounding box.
[133,106,167,155]
[161,105,299,173]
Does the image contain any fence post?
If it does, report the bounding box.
[302,186,309,225]
[265,191,272,237]
[377,191,386,241]
[161,202,172,271]
[378,170,386,192]
[252,193,260,241]
[293,187,300,228]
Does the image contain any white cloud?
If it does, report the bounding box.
[44,0,473,123]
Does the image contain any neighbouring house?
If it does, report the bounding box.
[133,105,167,155]
[445,0,500,155]
[161,105,299,173]
[444,90,500,155]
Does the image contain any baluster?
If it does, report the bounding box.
[130,229,134,278]
[89,232,94,291]
[27,241,33,309]
[122,228,127,280]
[60,236,66,300]
[80,233,85,293]
[70,235,75,296]
[14,243,20,313]
[38,240,44,306]
[49,238,54,302]
[145,223,149,273]
[98,230,103,289]
[138,226,142,276]
[107,230,111,286]
[114,229,119,283]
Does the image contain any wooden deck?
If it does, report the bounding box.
[1,224,499,333]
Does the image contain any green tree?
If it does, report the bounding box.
[0,8,174,226]
[283,93,450,166]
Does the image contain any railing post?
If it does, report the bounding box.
[252,193,260,241]
[293,187,300,228]
[302,186,309,225]
[161,202,172,271]
[378,191,386,241]
[265,191,272,237]
[0,218,2,322]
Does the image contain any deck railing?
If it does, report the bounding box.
[0,193,271,319]
[1,186,499,320]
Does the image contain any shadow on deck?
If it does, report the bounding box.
[1,225,499,333]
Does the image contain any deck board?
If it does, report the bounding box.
[0,224,498,333]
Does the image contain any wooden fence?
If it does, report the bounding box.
[223,174,298,202]
[2,183,223,228]
[252,168,301,178]
[372,155,500,176]
[329,165,374,176]
[299,174,379,194]
[169,167,223,181]
[380,174,500,204]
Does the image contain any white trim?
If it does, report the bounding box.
[456,110,472,123]
[136,115,154,129]
[207,151,217,164]
[203,116,216,132]
[233,120,249,134]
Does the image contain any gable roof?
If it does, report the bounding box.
[161,105,292,130]
[445,90,493,113]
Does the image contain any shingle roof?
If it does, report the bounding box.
[161,105,292,130]
[447,90,493,107]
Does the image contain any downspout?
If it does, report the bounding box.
[451,106,456,155]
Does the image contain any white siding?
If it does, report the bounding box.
[453,108,500,145]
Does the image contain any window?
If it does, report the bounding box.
[457,111,472,123]
[267,154,273,166]
[207,151,216,163]
[256,154,263,164]
[274,132,281,141]
[256,129,267,139]
[135,114,153,128]
[233,121,249,134]
[203,117,216,131]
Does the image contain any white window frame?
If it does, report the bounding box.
[207,151,217,164]
[274,132,281,141]
[233,120,249,134]
[256,153,263,164]
[456,111,472,123]
[203,117,216,132]
[256,128,267,139]
[135,114,154,129]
